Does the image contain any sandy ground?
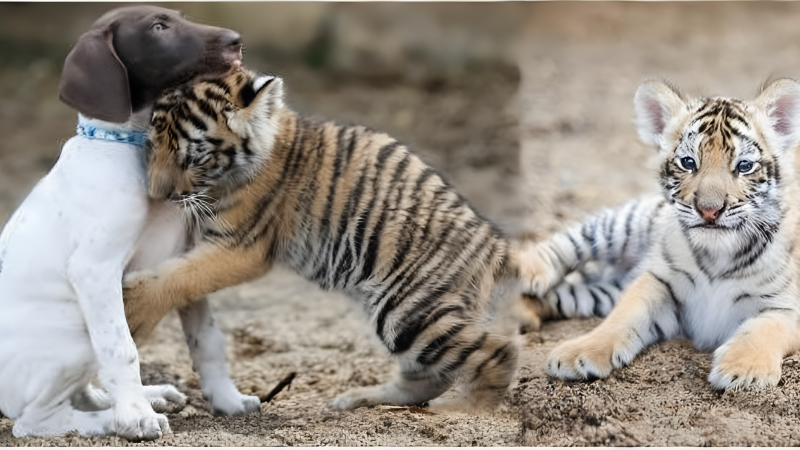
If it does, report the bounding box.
[6,2,800,446]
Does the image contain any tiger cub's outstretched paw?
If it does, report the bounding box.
[516,242,563,298]
[546,333,634,381]
[329,385,395,411]
[709,339,782,390]
[123,270,170,341]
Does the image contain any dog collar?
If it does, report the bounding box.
[76,120,147,148]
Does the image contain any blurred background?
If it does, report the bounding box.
[5,3,800,241]
[5,3,800,445]
[0,2,523,235]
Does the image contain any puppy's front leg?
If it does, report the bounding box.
[546,271,680,380]
[123,241,271,341]
[180,299,261,416]
[68,243,169,441]
[710,307,800,390]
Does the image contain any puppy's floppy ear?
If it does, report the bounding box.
[59,28,132,123]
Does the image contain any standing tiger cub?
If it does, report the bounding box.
[522,78,800,390]
[122,69,521,411]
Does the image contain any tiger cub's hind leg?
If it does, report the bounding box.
[426,331,517,413]
[544,277,623,319]
[330,318,517,412]
[329,376,451,411]
[519,275,623,332]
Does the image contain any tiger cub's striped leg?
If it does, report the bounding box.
[518,197,660,299]
[329,376,451,411]
[519,278,622,331]
[543,277,623,319]
[709,308,800,390]
[547,271,679,380]
[330,329,516,412]
[331,301,517,412]
[426,332,517,412]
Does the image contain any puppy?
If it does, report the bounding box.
[0,6,258,440]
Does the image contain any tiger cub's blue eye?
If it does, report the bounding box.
[679,156,697,172]
[737,160,755,174]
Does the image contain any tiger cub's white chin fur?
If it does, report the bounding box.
[521,78,800,390]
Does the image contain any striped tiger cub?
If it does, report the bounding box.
[122,69,521,411]
[521,78,800,390]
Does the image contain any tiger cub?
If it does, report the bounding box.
[122,69,521,411]
[521,78,800,390]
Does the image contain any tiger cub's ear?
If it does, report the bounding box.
[237,75,283,108]
[242,74,284,110]
[634,79,688,150]
[754,78,800,156]
[231,74,285,139]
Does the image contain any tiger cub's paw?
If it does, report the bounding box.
[546,333,634,381]
[329,386,384,411]
[122,270,167,341]
[709,340,782,390]
[518,294,559,332]
[516,243,562,298]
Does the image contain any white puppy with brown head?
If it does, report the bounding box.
[0,6,258,440]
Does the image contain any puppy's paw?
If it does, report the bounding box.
[204,382,261,416]
[143,385,187,414]
[212,393,261,417]
[114,397,171,441]
[709,340,782,390]
[546,333,633,381]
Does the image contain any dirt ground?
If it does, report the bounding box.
[6,2,800,446]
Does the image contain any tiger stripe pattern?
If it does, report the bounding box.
[521,196,664,321]
[123,69,520,411]
[521,78,800,390]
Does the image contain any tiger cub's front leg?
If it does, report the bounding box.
[709,309,800,390]
[547,271,679,380]
[123,242,272,341]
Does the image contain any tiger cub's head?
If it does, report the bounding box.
[147,69,284,202]
[634,78,800,247]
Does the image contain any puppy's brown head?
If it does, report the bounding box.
[59,6,243,123]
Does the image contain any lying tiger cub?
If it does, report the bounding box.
[122,69,525,411]
[522,78,800,390]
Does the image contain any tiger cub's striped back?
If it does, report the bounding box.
[136,69,520,411]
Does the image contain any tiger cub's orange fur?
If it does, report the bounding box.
[123,69,523,411]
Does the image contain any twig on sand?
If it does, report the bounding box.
[260,372,297,403]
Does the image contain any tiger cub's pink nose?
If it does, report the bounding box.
[697,203,725,222]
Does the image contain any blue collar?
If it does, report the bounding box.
[76,120,147,148]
